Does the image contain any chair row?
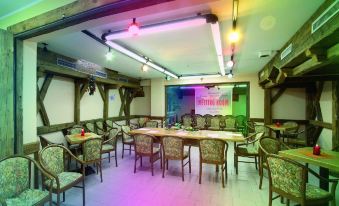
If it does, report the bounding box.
[181,114,247,132]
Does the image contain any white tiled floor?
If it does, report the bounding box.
[61,141,337,206]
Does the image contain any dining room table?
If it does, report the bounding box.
[65,132,101,145]
[266,124,298,139]
[279,147,339,191]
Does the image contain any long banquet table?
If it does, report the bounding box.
[129,127,245,144]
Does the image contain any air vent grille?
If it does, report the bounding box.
[312,1,339,34]
[280,43,292,60]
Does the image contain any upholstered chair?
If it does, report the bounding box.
[84,122,95,133]
[199,138,228,188]
[0,155,53,206]
[68,125,83,135]
[224,115,237,131]
[101,128,119,166]
[258,136,290,189]
[96,121,109,138]
[145,120,158,128]
[162,136,191,181]
[133,134,162,176]
[77,138,103,182]
[208,116,221,130]
[234,132,264,174]
[121,125,135,158]
[266,154,337,206]
[39,145,85,206]
[181,114,192,128]
[194,114,206,130]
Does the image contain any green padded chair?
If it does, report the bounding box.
[145,120,158,128]
[39,145,85,206]
[101,128,119,167]
[194,114,206,130]
[266,154,338,206]
[181,114,193,128]
[121,125,135,158]
[208,116,221,131]
[0,155,53,206]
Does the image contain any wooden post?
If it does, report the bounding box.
[15,38,24,154]
[74,80,81,124]
[103,85,109,120]
[333,81,339,151]
[0,30,15,158]
[264,88,272,125]
[306,85,315,146]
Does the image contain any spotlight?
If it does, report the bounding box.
[105,47,113,60]
[128,18,140,36]
[226,60,234,68]
[165,76,171,81]
[141,64,149,72]
[229,31,239,43]
[227,72,234,79]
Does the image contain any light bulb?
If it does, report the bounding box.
[226,60,234,68]
[128,18,140,36]
[141,64,149,72]
[229,31,239,43]
[228,73,233,79]
[105,50,113,60]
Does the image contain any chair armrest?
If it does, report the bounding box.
[63,146,85,165]
[308,168,339,196]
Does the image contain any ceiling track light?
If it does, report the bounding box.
[179,74,221,80]
[105,47,113,60]
[128,18,140,36]
[227,70,234,79]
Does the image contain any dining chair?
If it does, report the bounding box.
[224,115,237,131]
[77,137,103,182]
[121,125,135,158]
[138,117,148,128]
[39,145,85,206]
[234,132,264,174]
[96,121,109,138]
[133,134,162,176]
[145,120,158,128]
[258,136,290,189]
[182,114,193,128]
[199,138,228,188]
[162,136,191,181]
[266,154,338,206]
[281,121,299,142]
[101,128,119,167]
[84,122,96,133]
[68,125,83,134]
[194,114,206,129]
[0,155,53,206]
[208,116,221,130]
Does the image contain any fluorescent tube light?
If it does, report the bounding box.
[211,22,225,76]
[179,74,221,80]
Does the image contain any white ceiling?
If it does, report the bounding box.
[31,0,324,80]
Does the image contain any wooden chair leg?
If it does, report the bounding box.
[199,161,202,184]
[188,146,191,173]
[100,161,103,183]
[151,156,154,176]
[235,154,238,175]
[140,156,142,167]
[166,159,169,170]
[134,154,137,173]
[122,144,125,159]
[57,193,60,206]
[108,152,111,163]
[160,150,162,169]
[162,157,165,178]
[269,190,272,206]
[63,191,65,202]
[181,159,184,182]
[82,178,85,206]
[259,169,263,189]
[255,157,258,170]
[225,161,228,181]
[129,145,132,155]
[115,149,118,167]
[221,164,225,188]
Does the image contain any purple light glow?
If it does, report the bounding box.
[179,86,205,90]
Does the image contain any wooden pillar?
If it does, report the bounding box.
[0,30,15,158]
[264,88,272,125]
[306,85,315,146]
[103,86,109,120]
[74,80,81,124]
[15,38,24,154]
[333,81,339,151]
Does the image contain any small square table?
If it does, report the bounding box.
[66,132,100,145]
[266,124,298,139]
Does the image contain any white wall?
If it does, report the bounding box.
[318,81,332,150]
[151,79,166,116]
[23,41,37,144]
[131,86,151,115]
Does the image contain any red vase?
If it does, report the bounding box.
[313,144,321,155]
[81,128,85,136]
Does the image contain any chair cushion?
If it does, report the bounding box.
[306,184,331,200]
[236,145,258,155]
[45,172,82,189]
[102,144,115,151]
[5,189,49,206]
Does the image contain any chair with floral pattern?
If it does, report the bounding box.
[224,115,237,131]
[266,154,338,206]
[258,136,290,189]
[145,120,158,128]
[77,138,103,182]
[234,132,264,174]
[0,155,53,206]
[84,122,96,133]
[96,121,109,138]
[162,136,191,181]
[138,117,148,128]
[235,115,247,133]
[101,128,119,167]
[39,145,85,206]
[181,114,192,128]
[133,134,162,176]
[208,116,221,130]
[194,114,206,130]
[68,125,83,135]
[199,138,228,188]
[121,125,135,158]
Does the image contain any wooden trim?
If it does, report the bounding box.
[36,84,50,126]
[309,120,332,130]
[80,82,89,99]
[103,86,109,120]
[23,141,40,155]
[97,83,105,101]
[333,81,339,149]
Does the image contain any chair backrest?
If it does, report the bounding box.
[121,125,133,141]
[194,114,206,129]
[107,128,119,146]
[96,121,105,135]
[105,120,113,128]
[82,138,102,162]
[134,134,154,155]
[138,117,148,128]
[210,116,220,128]
[145,120,158,128]
[39,145,65,175]
[225,115,236,129]
[259,137,283,155]
[182,114,192,127]
[199,138,228,164]
[68,125,83,135]
[204,114,213,127]
[162,136,184,159]
[283,121,299,133]
[0,156,31,200]
[252,132,265,151]
[266,154,306,200]
[85,122,95,133]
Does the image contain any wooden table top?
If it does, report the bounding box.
[129,128,245,142]
[65,132,100,144]
[279,147,339,172]
[266,124,297,131]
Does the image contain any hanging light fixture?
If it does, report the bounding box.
[105,47,113,60]
[141,64,149,72]
[128,18,140,36]
[227,70,234,79]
